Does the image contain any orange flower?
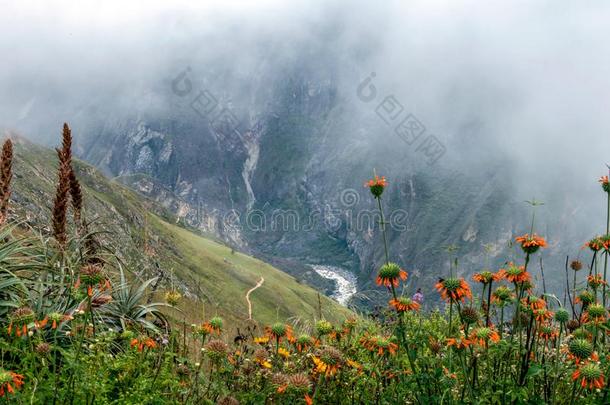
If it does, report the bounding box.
[469,327,500,346]
[515,233,547,254]
[472,270,502,284]
[304,394,313,405]
[265,323,293,342]
[521,295,546,311]
[312,347,342,376]
[360,335,398,356]
[376,263,407,288]
[600,175,610,193]
[446,336,471,350]
[130,337,157,352]
[585,237,604,252]
[0,369,24,397]
[502,262,531,284]
[533,309,553,323]
[365,175,388,198]
[587,274,608,289]
[538,325,559,341]
[435,277,472,303]
[572,363,605,390]
[389,297,420,312]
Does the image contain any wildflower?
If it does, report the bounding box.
[521,296,546,312]
[533,308,553,323]
[164,290,182,306]
[205,339,228,363]
[365,175,387,198]
[346,359,363,371]
[570,260,583,271]
[600,175,610,193]
[492,286,514,306]
[360,335,398,356]
[316,320,333,337]
[376,263,407,288]
[554,308,570,324]
[435,277,472,303]
[266,323,292,342]
[502,262,530,284]
[130,336,157,352]
[587,275,607,290]
[575,290,596,307]
[34,317,48,329]
[583,303,606,324]
[342,317,358,334]
[305,394,313,405]
[7,306,34,337]
[277,347,291,359]
[253,349,272,369]
[77,264,110,296]
[209,316,224,333]
[389,296,420,312]
[568,339,594,362]
[0,139,13,226]
[472,270,502,285]
[271,373,289,393]
[460,306,480,325]
[254,336,270,345]
[539,325,559,341]
[312,346,343,376]
[515,233,547,254]
[585,237,604,252]
[566,319,580,333]
[291,334,312,352]
[470,327,500,346]
[287,373,311,393]
[573,363,605,390]
[446,336,471,350]
[35,342,51,356]
[0,369,24,397]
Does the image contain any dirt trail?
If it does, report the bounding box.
[245,276,265,320]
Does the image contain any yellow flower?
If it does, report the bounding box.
[278,347,291,359]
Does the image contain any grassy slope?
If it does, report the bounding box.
[7,136,351,328]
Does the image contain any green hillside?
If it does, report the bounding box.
[6,136,351,328]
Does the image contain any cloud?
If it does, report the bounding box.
[1,0,609,236]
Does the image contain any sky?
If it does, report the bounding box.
[1,0,610,228]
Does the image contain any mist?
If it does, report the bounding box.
[1,0,610,247]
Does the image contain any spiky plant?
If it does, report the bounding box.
[51,138,71,248]
[0,139,13,225]
[100,267,169,333]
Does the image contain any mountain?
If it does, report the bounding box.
[4,135,352,327]
[55,67,595,310]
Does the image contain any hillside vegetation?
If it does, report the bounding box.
[1,126,610,404]
[5,133,351,327]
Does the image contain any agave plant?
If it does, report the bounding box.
[0,226,38,316]
[100,266,170,333]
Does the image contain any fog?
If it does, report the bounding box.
[1,0,610,242]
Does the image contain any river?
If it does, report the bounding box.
[310,265,358,306]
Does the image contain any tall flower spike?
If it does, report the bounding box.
[68,168,83,224]
[52,124,76,247]
[0,139,13,225]
[52,148,70,248]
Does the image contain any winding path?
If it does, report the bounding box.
[245,276,265,320]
